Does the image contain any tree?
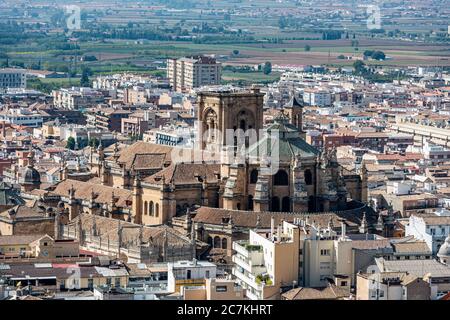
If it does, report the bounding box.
[232,49,239,55]
[353,60,366,75]
[80,67,91,87]
[66,137,76,150]
[304,45,311,52]
[364,50,375,57]
[371,51,386,61]
[89,137,100,148]
[263,61,272,75]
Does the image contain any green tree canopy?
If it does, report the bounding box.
[66,137,76,150]
[263,61,272,75]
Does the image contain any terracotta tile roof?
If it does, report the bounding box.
[350,239,391,250]
[0,234,47,246]
[52,179,132,207]
[69,214,191,247]
[392,241,431,254]
[282,285,350,300]
[144,163,220,185]
[108,141,173,169]
[0,202,52,221]
[107,141,220,170]
[192,207,363,229]
[412,214,450,226]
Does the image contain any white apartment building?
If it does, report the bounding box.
[303,89,332,107]
[232,218,431,300]
[232,220,301,300]
[423,140,450,165]
[0,68,26,90]
[302,222,353,288]
[167,56,221,92]
[52,87,105,110]
[167,259,217,293]
[0,108,43,128]
[405,212,450,254]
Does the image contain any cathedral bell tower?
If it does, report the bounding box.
[284,93,305,139]
[197,88,264,152]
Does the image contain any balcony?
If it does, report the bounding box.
[233,241,262,259]
[245,289,261,300]
[232,267,263,292]
[232,255,266,275]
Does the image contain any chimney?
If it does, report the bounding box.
[340,220,346,240]
[270,217,275,240]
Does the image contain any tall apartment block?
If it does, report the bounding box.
[0,68,26,90]
[167,56,221,92]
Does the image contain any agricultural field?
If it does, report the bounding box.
[0,0,448,86]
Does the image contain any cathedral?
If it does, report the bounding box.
[23,88,367,228]
[198,87,367,214]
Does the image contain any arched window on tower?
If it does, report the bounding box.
[213,236,220,248]
[274,170,289,186]
[250,169,258,184]
[144,201,148,215]
[305,169,313,185]
[155,203,159,217]
[222,238,227,249]
[149,201,154,216]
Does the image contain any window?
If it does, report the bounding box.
[304,169,313,185]
[205,270,210,279]
[187,270,191,279]
[213,236,221,248]
[222,238,227,249]
[88,278,94,289]
[320,249,330,256]
[114,278,121,287]
[282,197,290,212]
[271,197,280,212]
[144,201,148,215]
[320,262,331,270]
[216,286,227,292]
[149,201,154,216]
[379,290,384,298]
[106,278,112,285]
[44,242,48,246]
[274,170,288,186]
[250,169,258,184]
[247,195,254,211]
[155,203,159,217]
